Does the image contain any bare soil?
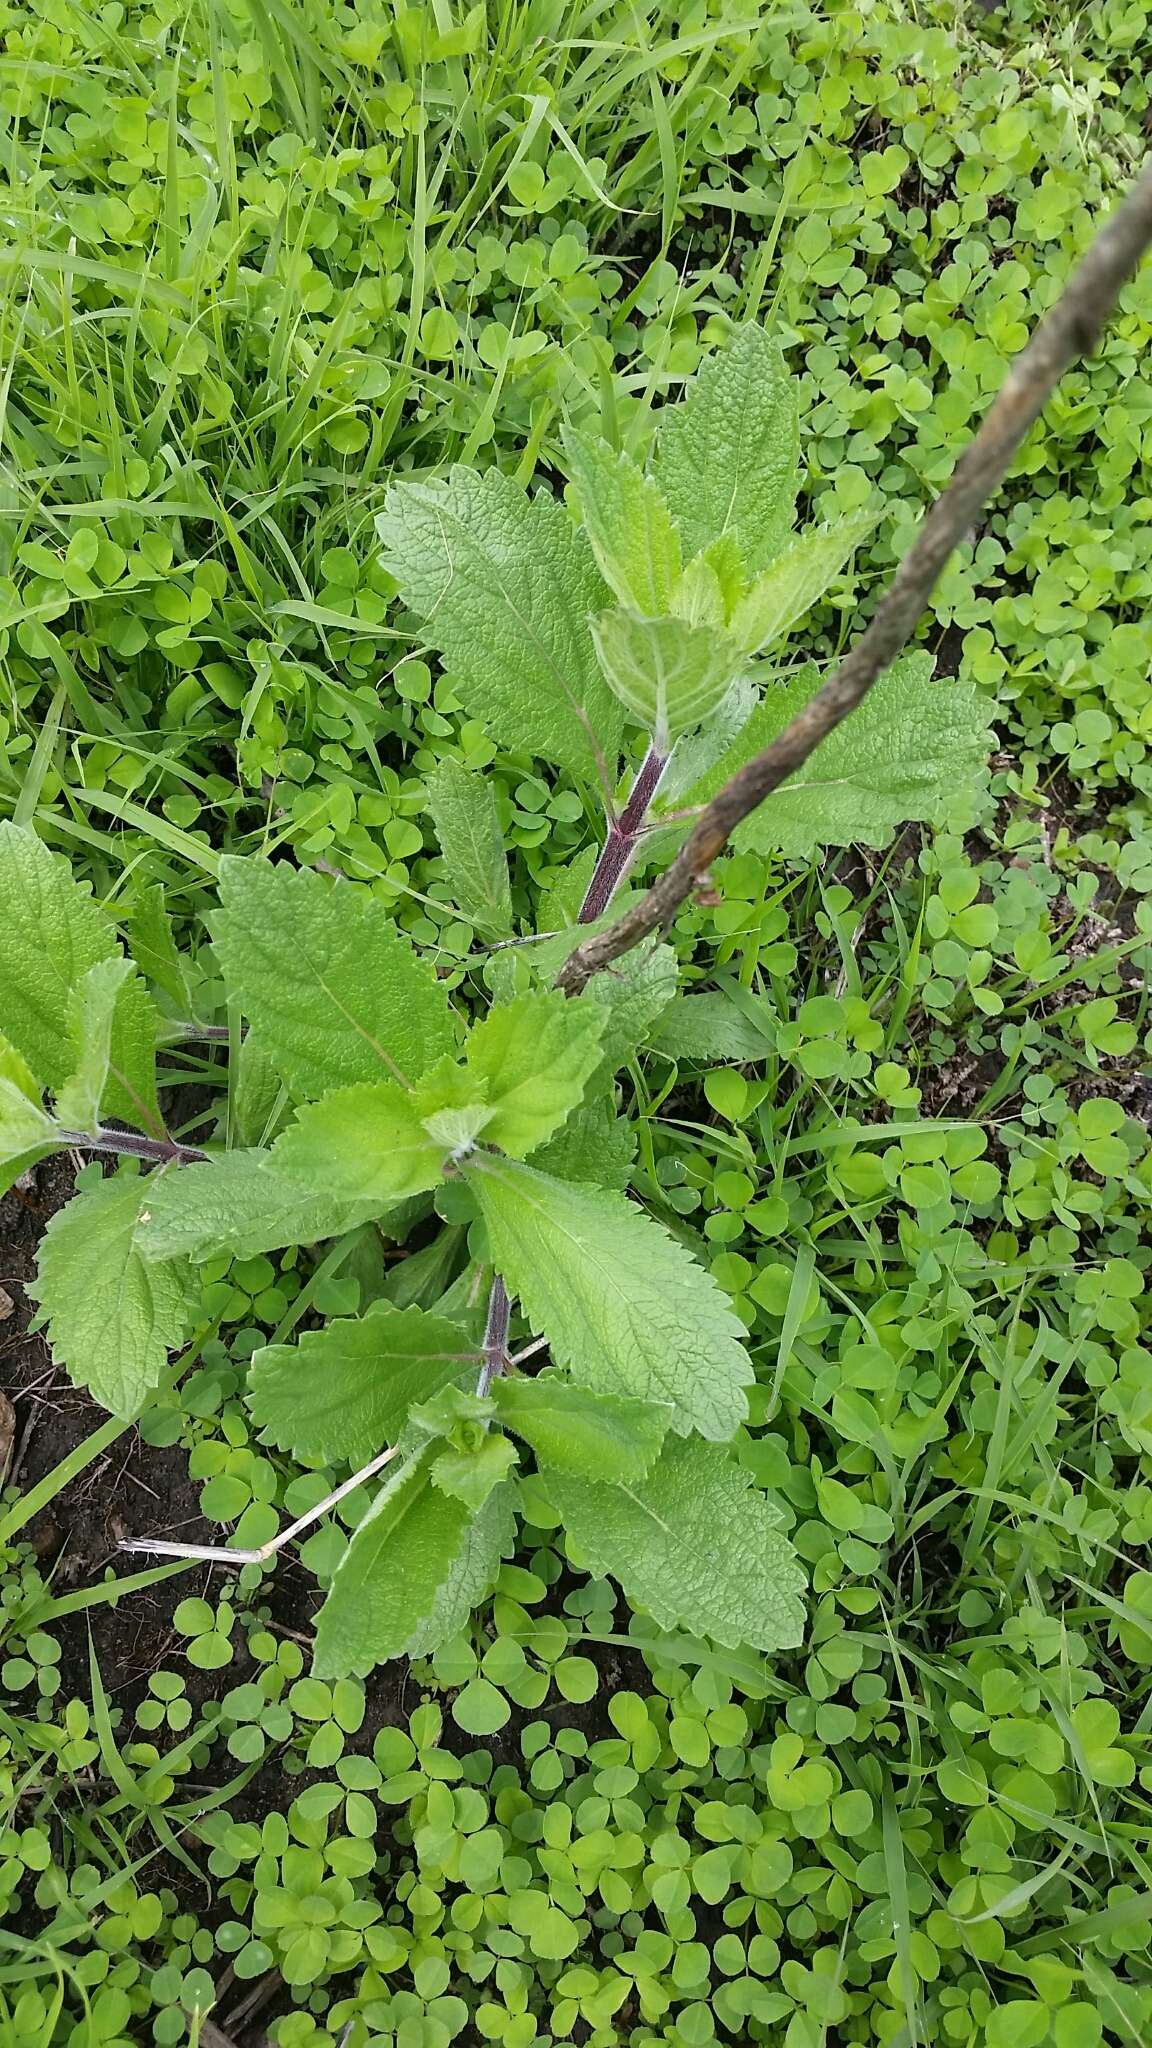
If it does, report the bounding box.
[0,1154,246,1717]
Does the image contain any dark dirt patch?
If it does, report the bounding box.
[0,1153,226,1713]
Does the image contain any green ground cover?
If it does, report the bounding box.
[1,2,1152,2045]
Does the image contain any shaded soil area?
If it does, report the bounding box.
[0,1154,233,1714]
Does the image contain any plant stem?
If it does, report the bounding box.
[578,744,667,924]
[166,1021,232,1043]
[556,154,1152,995]
[120,1442,402,1567]
[58,1127,209,1167]
[477,1274,510,1396]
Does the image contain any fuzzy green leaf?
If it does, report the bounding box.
[0,1037,59,1195]
[544,1437,806,1652]
[531,1094,637,1189]
[561,430,682,614]
[729,515,876,655]
[404,1483,516,1659]
[653,993,773,1062]
[653,325,798,574]
[467,1158,752,1439]
[492,1374,673,1483]
[464,991,605,1157]
[55,958,134,1135]
[313,1447,472,1679]
[272,1076,454,1207]
[248,1304,478,1465]
[682,654,990,854]
[128,883,192,1013]
[591,608,745,748]
[433,1433,519,1513]
[213,859,455,1101]
[231,1038,290,1151]
[137,1150,385,1263]
[376,467,623,782]
[0,823,160,1128]
[584,944,678,1071]
[657,674,759,811]
[679,535,747,624]
[529,930,678,1074]
[32,1174,198,1418]
[427,759,514,937]
[671,553,727,630]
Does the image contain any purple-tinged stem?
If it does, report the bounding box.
[477,1274,511,1396]
[169,1021,232,1044]
[58,1127,209,1167]
[577,744,667,925]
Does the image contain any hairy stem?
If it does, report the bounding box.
[556,155,1152,995]
[58,1127,209,1167]
[578,744,668,923]
[477,1274,511,1396]
[166,1021,232,1044]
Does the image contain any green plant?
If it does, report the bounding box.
[5,7,1152,2040]
[0,323,996,1679]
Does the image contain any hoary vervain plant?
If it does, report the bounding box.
[2,158,1150,1678]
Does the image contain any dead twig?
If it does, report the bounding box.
[119,1442,401,1567]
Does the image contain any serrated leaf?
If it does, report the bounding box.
[493,1375,672,1483]
[248,1304,479,1465]
[136,1150,383,1263]
[670,553,727,630]
[103,974,163,1136]
[427,759,514,936]
[128,883,191,1012]
[408,1381,491,1439]
[696,535,748,617]
[376,468,622,783]
[591,608,746,749]
[729,515,876,655]
[55,958,133,1135]
[32,1174,198,1418]
[544,1437,806,1652]
[653,993,773,1062]
[0,1036,48,1113]
[466,1158,752,1439]
[561,430,682,614]
[231,1037,290,1150]
[464,992,604,1157]
[433,1432,519,1513]
[313,1447,473,1679]
[583,943,678,1071]
[682,653,990,855]
[658,673,759,811]
[527,930,677,1076]
[404,1482,516,1659]
[531,1093,637,1189]
[0,1036,59,1195]
[272,1076,451,1207]
[0,823,161,1128]
[653,325,798,574]
[213,859,455,1100]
